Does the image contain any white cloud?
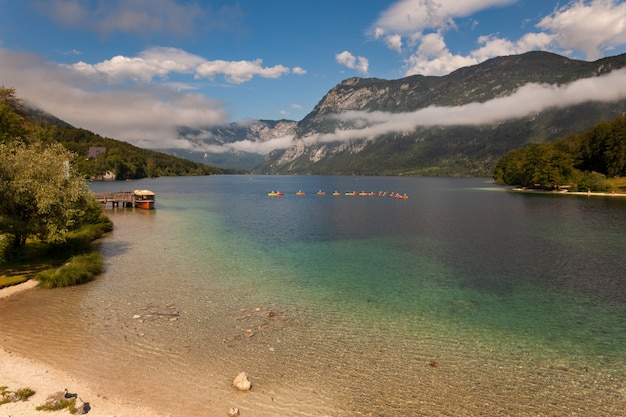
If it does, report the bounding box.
[405,33,479,76]
[373,0,518,36]
[140,46,208,68]
[0,48,228,148]
[196,59,290,84]
[385,34,403,53]
[538,0,626,60]
[335,51,369,75]
[372,0,527,76]
[215,135,298,154]
[67,47,299,85]
[70,54,192,83]
[374,0,626,77]
[471,32,555,62]
[405,31,555,76]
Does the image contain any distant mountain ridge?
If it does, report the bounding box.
[169,51,626,176]
[165,119,296,170]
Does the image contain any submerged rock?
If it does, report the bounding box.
[228,406,241,416]
[233,372,251,391]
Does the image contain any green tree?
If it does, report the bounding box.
[0,141,102,249]
[577,171,608,192]
[494,142,580,189]
[532,145,576,189]
[0,86,29,143]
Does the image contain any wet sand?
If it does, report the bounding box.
[1,282,162,417]
[0,348,163,417]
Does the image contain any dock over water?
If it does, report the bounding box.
[94,190,155,209]
[94,191,134,207]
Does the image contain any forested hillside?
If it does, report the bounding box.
[47,125,223,179]
[493,114,626,191]
[1,86,224,180]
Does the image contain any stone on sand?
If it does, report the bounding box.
[233,372,251,391]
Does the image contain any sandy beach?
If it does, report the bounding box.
[0,280,39,300]
[0,282,163,417]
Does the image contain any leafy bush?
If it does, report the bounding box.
[37,252,104,288]
[576,171,609,192]
[15,387,35,401]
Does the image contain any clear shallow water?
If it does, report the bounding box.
[2,176,626,416]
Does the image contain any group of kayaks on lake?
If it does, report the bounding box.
[267,190,409,199]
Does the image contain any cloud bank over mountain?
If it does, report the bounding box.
[188,66,626,155]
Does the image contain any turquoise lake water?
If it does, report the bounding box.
[1,175,625,416]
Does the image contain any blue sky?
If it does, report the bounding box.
[2,0,626,152]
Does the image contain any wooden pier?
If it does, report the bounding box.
[94,191,134,208]
[94,190,155,209]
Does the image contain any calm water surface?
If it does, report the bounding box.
[1,176,626,416]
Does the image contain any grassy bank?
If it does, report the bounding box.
[0,217,112,290]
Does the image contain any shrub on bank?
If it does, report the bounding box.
[36,252,104,288]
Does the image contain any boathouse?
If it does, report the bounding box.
[94,190,155,209]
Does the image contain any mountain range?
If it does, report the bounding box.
[164,51,626,177]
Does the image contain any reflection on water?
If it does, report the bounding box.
[1,176,625,416]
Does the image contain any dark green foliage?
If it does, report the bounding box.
[1,215,113,288]
[0,86,29,143]
[578,117,626,177]
[45,215,113,258]
[493,114,626,189]
[0,141,102,249]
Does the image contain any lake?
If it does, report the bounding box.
[1,175,625,416]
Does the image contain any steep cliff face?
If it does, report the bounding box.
[254,51,626,176]
[164,51,626,175]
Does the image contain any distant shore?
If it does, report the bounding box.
[512,187,626,197]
